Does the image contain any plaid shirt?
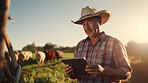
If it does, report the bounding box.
[74,32,132,83]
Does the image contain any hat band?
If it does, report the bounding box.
[79,14,93,20]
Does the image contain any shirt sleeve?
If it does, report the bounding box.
[74,41,80,58]
[113,40,133,79]
[74,46,78,58]
[74,39,85,58]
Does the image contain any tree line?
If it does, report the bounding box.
[22,42,75,53]
[126,41,148,57]
[22,41,148,59]
[125,41,148,63]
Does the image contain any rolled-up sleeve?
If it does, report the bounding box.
[113,40,133,79]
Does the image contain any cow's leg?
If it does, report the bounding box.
[37,60,40,65]
[40,60,41,65]
[41,60,44,65]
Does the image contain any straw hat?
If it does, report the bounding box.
[72,6,111,25]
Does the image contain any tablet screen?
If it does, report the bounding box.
[61,57,89,76]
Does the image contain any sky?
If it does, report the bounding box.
[6,0,148,50]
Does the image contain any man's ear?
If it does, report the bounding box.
[99,17,102,25]
[96,16,102,25]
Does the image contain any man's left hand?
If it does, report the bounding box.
[85,64,104,77]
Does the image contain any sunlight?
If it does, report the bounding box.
[138,22,148,43]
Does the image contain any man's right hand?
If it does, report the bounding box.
[65,65,77,79]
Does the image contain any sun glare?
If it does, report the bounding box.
[138,22,148,43]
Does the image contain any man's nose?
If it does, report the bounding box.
[86,23,90,29]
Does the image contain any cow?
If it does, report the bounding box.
[43,50,60,64]
[35,51,46,65]
[18,51,32,66]
[18,51,32,61]
[56,50,64,58]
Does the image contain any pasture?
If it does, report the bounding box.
[21,53,77,83]
[21,53,148,83]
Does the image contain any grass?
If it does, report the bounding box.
[21,53,76,83]
[21,53,148,83]
[63,53,74,58]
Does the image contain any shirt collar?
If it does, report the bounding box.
[99,31,106,42]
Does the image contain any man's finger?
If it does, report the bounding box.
[66,68,74,74]
[65,64,70,68]
[67,70,74,76]
[65,66,72,72]
[85,68,96,72]
[86,65,98,69]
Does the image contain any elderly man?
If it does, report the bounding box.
[65,6,132,83]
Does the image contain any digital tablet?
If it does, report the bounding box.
[61,57,89,76]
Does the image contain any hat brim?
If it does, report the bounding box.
[72,10,111,25]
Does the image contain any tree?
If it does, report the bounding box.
[126,41,139,56]
[43,42,57,50]
[22,42,37,52]
[36,46,44,51]
[57,46,76,52]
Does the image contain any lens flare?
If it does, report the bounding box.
[138,22,148,42]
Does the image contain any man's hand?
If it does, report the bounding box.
[85,64,104,77]
[65,65,77,79]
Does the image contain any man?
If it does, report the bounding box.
[65,6,132,83]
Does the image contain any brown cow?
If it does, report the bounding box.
[43,50,59,64]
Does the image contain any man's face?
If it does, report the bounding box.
[82,17,100,38]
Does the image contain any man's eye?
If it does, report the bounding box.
[88,21,93,24]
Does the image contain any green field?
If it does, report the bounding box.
[21,53,148,83]
[21,53,76,83]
